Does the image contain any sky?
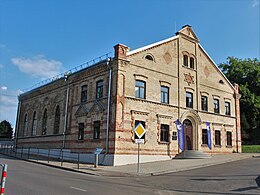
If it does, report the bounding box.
[0,0,259,129]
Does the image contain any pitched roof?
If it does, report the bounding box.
[127,35,179,56]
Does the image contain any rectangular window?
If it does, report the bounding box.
[81,85,88,103]
[160,124,169,142]
[186,92,193,108]
[172,131,177,140]
[134,120,145,140]
[93,121,101,139]
[161,86,169,104]
[78,123,84,140]
[215,130,221,146]
[214,99,220,113]
[135,80,146,99]
[96,80,103,99]
[201,96,208,111]
[202,129,208,145]
[227,132,232,146]
[225,102,231,115]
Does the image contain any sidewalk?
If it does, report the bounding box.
[28,153,257,177]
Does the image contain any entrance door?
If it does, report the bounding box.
[183,119,193,150]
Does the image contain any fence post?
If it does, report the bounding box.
[37,148,39,161]
[77,152,80,169]
[28,147,30,159]
[15,147,17,158]
[48,148,50,163]
[21,146,23,158]
[61,149,63,166]
[0,164,8,195]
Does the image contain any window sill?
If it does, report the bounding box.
[226,145,232,148]
[92,139,101,142]
[18,134,63,139]
[182,65,196,71]
[161,102,169,105]
[201,144,208,147]
[135,97,146,100]
[214,145,221,148]
[158,141,170,145]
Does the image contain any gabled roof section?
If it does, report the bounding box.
[198,44,235,90]
[127,35,179,56]
[89,100,105,113]
[75,104,89,117]
[176,25,199,41]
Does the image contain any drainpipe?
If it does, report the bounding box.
[14,97,21,150]
[105,58,112,154]
[62,74,70,149]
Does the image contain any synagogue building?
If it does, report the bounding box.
[15,25,241,166]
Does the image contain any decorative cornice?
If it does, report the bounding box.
[156,114,173,119]
[131,110,150,116]
[125,96,179,109]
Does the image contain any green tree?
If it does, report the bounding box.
[219,57,260,144]
[0,120,13,139]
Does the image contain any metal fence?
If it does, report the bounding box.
[0,144,85,169]
[22,52,112,93]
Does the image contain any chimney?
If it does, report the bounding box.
[114,44,129,60]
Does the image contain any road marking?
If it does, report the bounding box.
[70,186,87,192]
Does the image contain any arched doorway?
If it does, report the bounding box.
[183,119,193,150]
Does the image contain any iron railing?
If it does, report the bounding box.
[21,52,112,94]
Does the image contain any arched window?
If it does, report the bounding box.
[32,112,37,136]
[42,109,47,135]
[183,55,188,66]
[23,114,28,137]
[54,106,60,134]
[145,54,154,61]
[190,57,195,69]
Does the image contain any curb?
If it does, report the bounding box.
[1,153,255,177]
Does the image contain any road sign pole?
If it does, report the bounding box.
[137,143,140,173]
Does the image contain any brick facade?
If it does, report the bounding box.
[15,25,242,165]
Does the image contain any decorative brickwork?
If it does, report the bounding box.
[16,25,241,166]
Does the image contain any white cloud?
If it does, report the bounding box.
[0,88,19,129]
[11,55,64,79]
[0,86,8,91]
[252,0,259,7]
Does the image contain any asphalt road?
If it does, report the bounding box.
[1,154,259,195]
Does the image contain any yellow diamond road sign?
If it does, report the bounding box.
[134,123,146,139]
